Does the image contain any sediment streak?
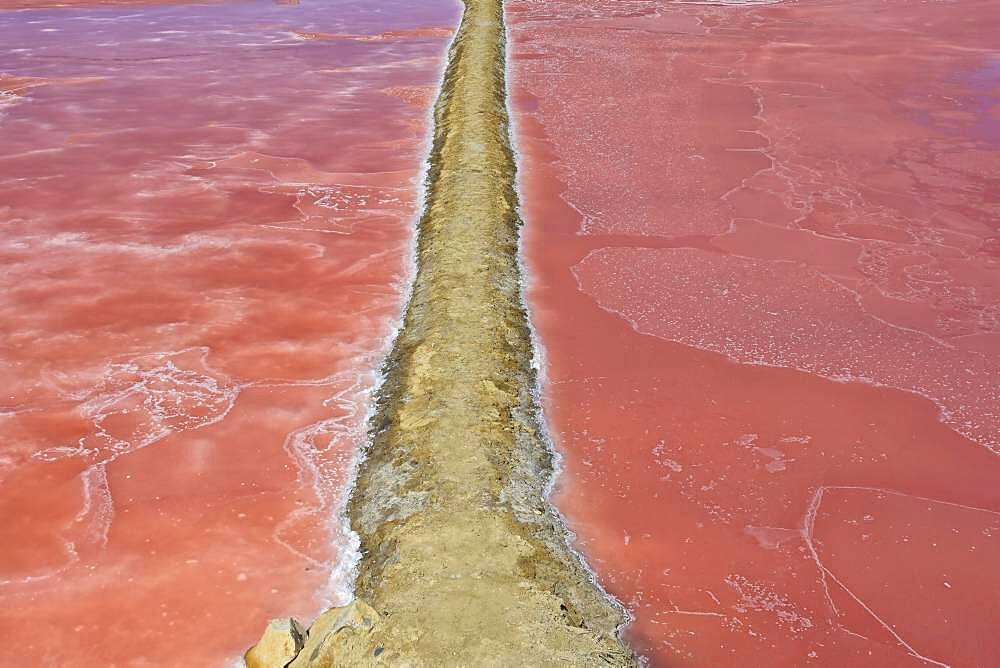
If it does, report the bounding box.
[342,0,636,663]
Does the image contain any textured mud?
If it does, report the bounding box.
[331,0,635,664]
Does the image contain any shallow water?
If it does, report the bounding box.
[0,0,457,663]
[509,0,1000,664]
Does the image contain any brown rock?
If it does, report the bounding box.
[288,600,381,667]
[244,617,306,668]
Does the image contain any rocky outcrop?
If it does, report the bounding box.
[245,601,380,668]
[244,617,306,668]
[288,601,380,667]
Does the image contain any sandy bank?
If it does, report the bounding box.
[247,0,636,664]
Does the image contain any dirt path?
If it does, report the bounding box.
[329,0,635,663]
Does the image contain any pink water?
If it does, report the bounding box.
[509,0,1000,664]
[0,0,457,663]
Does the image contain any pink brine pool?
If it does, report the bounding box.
[0,0,457,663]
[509,0,1000,665]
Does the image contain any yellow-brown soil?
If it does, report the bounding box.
[249,0,636,664]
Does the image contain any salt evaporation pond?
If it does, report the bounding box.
[509,0,1000,664]
[0,0,457,663]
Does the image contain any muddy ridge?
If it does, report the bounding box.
[247,0,636,664]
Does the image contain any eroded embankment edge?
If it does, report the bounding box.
[503,8,637,643]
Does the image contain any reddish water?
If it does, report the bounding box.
[509,0,1000,665]
[0,0,457,663]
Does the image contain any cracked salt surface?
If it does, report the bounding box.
[0,0,459,662]
[510,0,1000,663]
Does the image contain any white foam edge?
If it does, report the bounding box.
[227,5,464,664]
